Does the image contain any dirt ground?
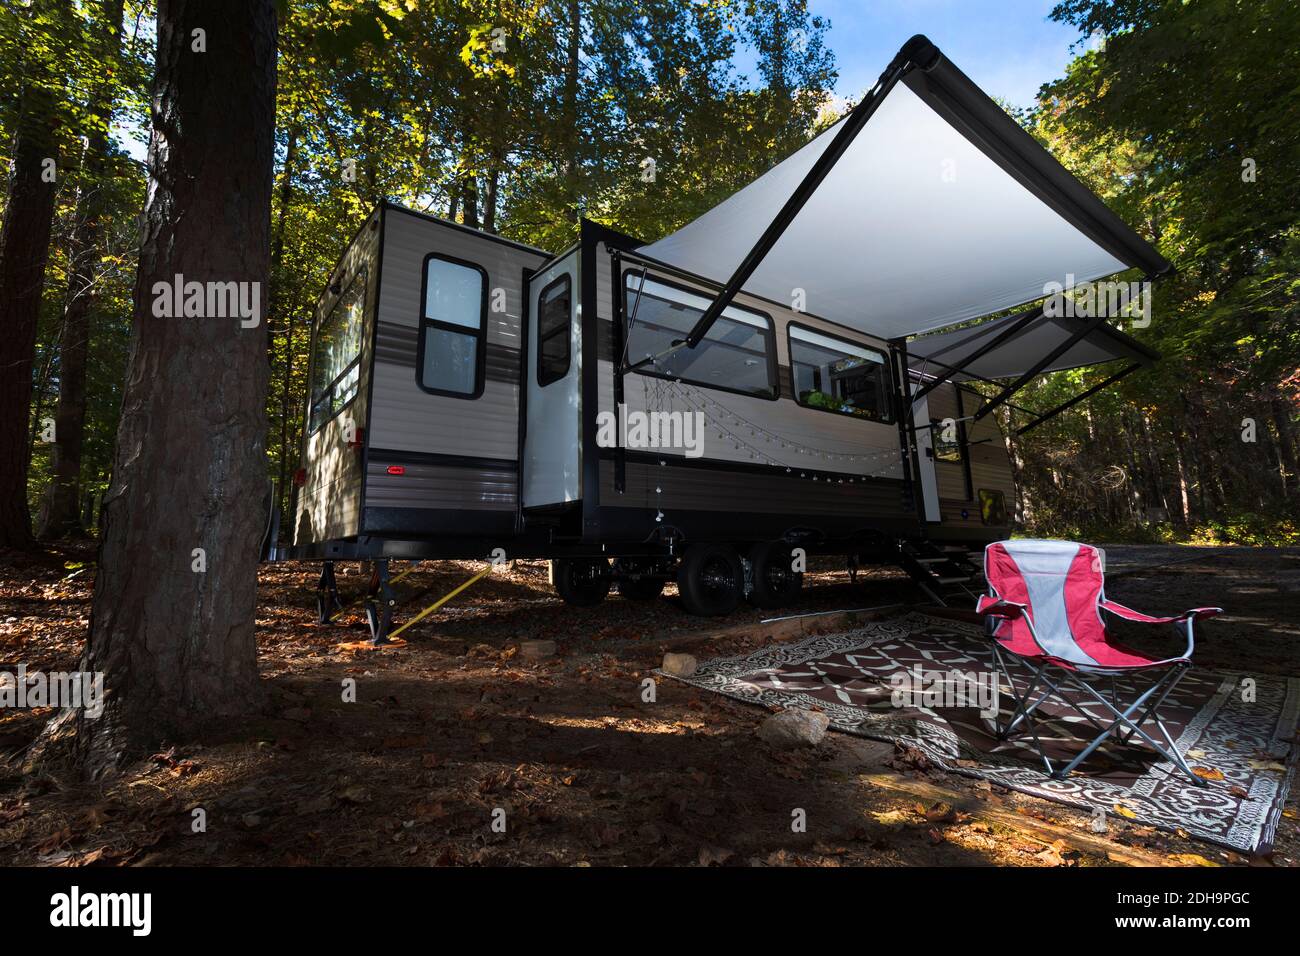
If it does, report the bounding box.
[0,543,1296,867]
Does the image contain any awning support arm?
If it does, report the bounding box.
[910,306,1045,403]
[1014,363,1140,436]
[972,313,1115,423]
[907,355,1038,415]
[681,39,940,350]
[624,340,687,374]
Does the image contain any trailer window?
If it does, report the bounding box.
[789,325,893,424]
[623,273,776,399]
[309,268,367,433]
[418,254,486,398]
[536,274,572,386]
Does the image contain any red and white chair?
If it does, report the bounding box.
[975,539,1222,784]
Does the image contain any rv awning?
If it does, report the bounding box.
[907,309,1159,382]
[637,35,1169,344]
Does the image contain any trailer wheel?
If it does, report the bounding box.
[747,541,804,609]
[614,559,665,601]
[551,558,611,607]
[677,544,744,616]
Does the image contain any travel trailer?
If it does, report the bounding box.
[281,35,1166,637]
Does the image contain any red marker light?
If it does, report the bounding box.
[386,465,406,476]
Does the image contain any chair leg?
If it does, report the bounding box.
[1148,702,1202,784]
[989,653,1066,776]
[992,651,1114,777]
[1118,667,1183,745]
[991,647,1053,739]
[1053,668,1203,785]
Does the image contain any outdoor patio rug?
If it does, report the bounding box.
[664,612,1300,853]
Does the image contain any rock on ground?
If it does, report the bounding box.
[661,652,698,677]
[757,710,830,749]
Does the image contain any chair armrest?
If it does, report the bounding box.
[976,596,1026,619]
[1101,600,1223,625]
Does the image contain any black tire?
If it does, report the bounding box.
[614,560,665,601]
[677,544,744,616]
[552,558,611,607]
[747,541,804,609]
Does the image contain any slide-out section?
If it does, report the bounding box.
[362,206,548,538]
[293,209,380,549]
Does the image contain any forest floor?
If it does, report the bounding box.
[0,543,1296,867]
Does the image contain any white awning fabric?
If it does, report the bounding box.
[907,309,1158,381]
[639,39,1168,344]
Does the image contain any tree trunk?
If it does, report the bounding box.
[38,0,126,540]
[76,0,278,774]
[0,2,64,549]
[563,0,580,221]
[27,325,60,469]
[483,162,499,233]
[1173,443,1191,526]
[1270,397,1297,496]
[271,119,301,524]
[461,178,479,229]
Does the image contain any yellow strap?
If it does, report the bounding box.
[328,562,417,622]
[388,564,494,639]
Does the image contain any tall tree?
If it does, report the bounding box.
[1007,0,1300,539]
[0,0,71,549]
[37,0,126,539]
[77,0,278,772]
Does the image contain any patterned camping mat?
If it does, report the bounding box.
[666,613,1299,854]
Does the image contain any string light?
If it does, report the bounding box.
[644,378,902,481]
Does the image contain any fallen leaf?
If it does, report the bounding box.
[1036,840,1072,867]
[81,804,114,831]
[337,785,371,804]
[921,801,957,824]
[1246,759,1286,773]
[870,809,911,826]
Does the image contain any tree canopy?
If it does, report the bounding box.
[3,0,1296,547]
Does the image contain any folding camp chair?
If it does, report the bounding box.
[975,540,1222,784]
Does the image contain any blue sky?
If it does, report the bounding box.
[804,0,1088,108]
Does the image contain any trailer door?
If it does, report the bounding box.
[522,253,581,507]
